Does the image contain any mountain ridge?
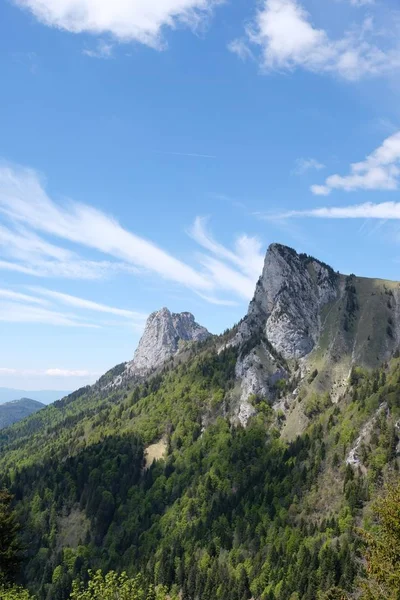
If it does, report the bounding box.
[0,387,71,405]
[0,397,45,430]
[219,243,400,428]
[2,242,400,600]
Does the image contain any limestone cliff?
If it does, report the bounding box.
[127,307,210,376]
[228,244,339,423]
[238,243,338,359]
[230,243,400,428]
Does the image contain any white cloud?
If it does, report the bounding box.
[189,216,264,282]
[0,301,99,328]
[0,368,17,375]
[0,223,72,261]
[198,255,256,300]
[0,288,49,306]
[0,367,97,377]
[310,184,331,196]
[194,293,238,306]
[311,131,400,194]
[0,258,132,279]
[30,287,147,321]
[14,0,221,48]
[0,282,147,331]
[272,201,400,219]
[0,165,266,306]
[0,223,134,280]
[230,0,400,80]
[83,40,114,59]
[292,157,325,175]
[0,165,212,292]
[350,0,374,5]
[45,368,93,377]
[0,260,44,276]
[227,38,254,61]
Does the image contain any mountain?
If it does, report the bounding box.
[99,307,210,390]
[0,387,71,405]
[127,307,210,376]
[1,243,400,600]
[0,398,45,429]
[227,243,400,427]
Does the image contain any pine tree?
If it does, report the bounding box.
[0,489,22,581]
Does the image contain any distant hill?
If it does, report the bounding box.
[0,388,70,405]
[0,398,45,429]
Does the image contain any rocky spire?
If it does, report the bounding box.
[247,243,338,359]
[128,307,210,375]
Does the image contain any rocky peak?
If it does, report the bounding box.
[230,244,339,423]
[128,307,210,375]
[247,244,338,359]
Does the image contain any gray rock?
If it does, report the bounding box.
[127,307,210,376]
[346,404,387,469]
[235,351,270,403]
[237,401,257,427]
[250,244,338,359]
[232,244,338,410]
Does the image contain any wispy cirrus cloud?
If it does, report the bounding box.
[311,130,400,195]
[0,223,135,280]
[0,164,212,292]
[230,0,400,81]
[30,287,147,324]
[0,282,147,330]
[189,216,265,300]
[0,288,49,306]
[0,301,100,328]
[349,0,375,6]
[0,164,265,306]
[292,157,325,176]
[13,0,221,49]
[269,201,400,220]
[83,40,114,59]
[194,293,238,307]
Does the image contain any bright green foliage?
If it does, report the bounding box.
[70,570,175,600]
[0,579,35,599]
[359,483,400,599]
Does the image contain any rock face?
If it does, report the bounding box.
[247,244,338,359]
[128,307,210,376]
[231,244,339,421]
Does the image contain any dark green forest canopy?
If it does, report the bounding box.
[1,344,400,600]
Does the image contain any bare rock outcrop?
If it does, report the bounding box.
[127,307,210,376]
[232,244,338,413]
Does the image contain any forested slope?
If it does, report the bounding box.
[1,342,400,600]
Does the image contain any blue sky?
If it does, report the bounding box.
[1,0,400,390]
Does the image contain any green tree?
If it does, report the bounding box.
[70,570,177,600]
[359,483,400,599]
[318,588,348,599]
[0,580,35,599]
[0,489,22,580]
